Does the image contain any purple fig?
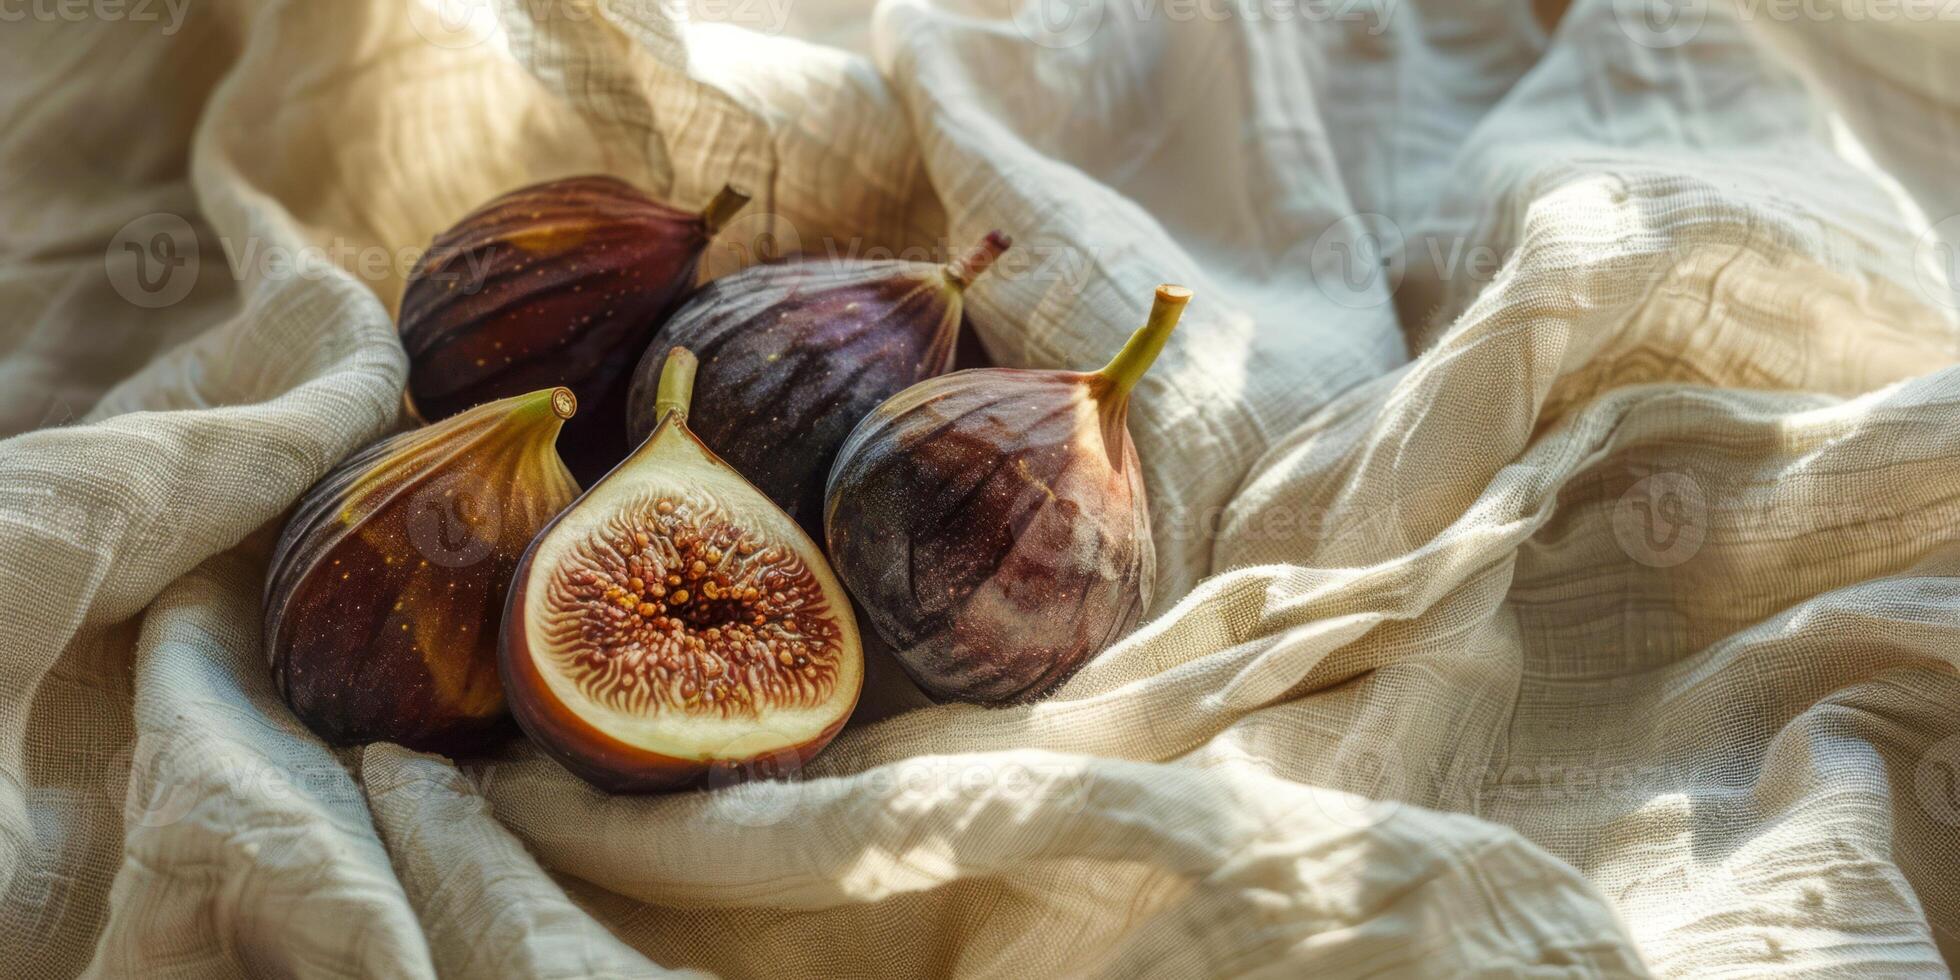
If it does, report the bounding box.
[823,284,1191,705]
[265,387,581,752]
[624,232,1012,532]
[400,176,749,484]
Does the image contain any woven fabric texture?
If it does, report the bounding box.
[2,0,1957,976]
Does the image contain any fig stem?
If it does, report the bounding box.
[943,231,1012,289]
[700,185,752,235]
[548,387,578,421]
[1096,284,1191,401]
[655,348,699,423]
[510,386,577,423]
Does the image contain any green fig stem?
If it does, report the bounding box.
[700,185,751,235]
[507,386,577,424]
[942,231,1012,289]
[1096,284,1191,402]
[654,348,699,423]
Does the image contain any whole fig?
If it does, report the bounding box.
[401,176,749,483]
[624,232,1011,531]
[824,284,1191,704]
[504,349,863,792]
[265,387,580,752]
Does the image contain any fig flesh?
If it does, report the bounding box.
[824,284,1191,705]
[401,176,749,483]
[265,387,581,752]
[503,349,863,792]
[624,232,1011,531]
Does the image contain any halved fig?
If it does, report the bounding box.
[265,387,581,752]
[502,348,863,792]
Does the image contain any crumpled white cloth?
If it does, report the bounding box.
[3,0,1958,975]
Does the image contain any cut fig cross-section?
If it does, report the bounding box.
[502,348,863,792]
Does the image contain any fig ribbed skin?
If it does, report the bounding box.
[824,284,1191,705]
[265,388,580,752]
[823,370,1153,704]
[400,176,746,484]
[625,233,1010,532]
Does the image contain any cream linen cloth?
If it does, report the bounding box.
[4,0,1960,975]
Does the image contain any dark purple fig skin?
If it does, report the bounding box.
[624,233,1011,533]
[824,284,1190,705]
[265,388,579,753]
[823,369,1154,704]
[400,176,746,484]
